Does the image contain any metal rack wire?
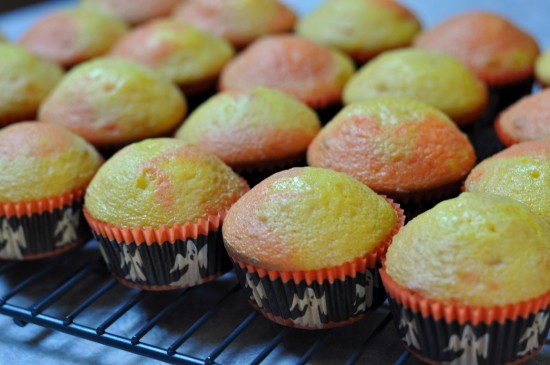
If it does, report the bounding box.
[0,241,548,364]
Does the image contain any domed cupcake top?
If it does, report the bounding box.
[307,97,476,197]
[173,0,296,49]
[38,57,186,147]
[219,35,355,108]
[465,139,550,223]
[223,167,398,271]
[110,19,234,93]
[386,192,550,307]
[536,49,550,87]
[343,48,488,125]
[296,0,421,62]
[0,122,103,203]
[81,0,181,25]
[176,87,320,169]
[0,44,63,125]
[85,138,245,228]
[414,12,539,86]
[495,89,550,146]
[19,8,128,68]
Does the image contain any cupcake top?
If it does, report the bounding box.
[536,49,550,87]
[81,0,181,25]
[414,12,539,87]
[495,89,550,146]
[465,139,550,224]
[220,35,355,108]
[0,44,63,125]
[307,97,476,197]
[85,138,245,228]
[176,87,321,170]
[296,0,421,62]
[19,8,128,68]
[110,19,234,93]
[38,57,186,147]
[385,192,550,306]
[0,122,103,203]
[343,48,488,125]
[223,167,398,271]
[173,0,296,49]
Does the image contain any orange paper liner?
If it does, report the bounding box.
[0,187,86,218]
[380,267,550,325]
[494,116,520,147]
[83,178,249,246]
[231,197,404,285]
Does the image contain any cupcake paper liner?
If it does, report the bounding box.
[0,188,89,260]
[227,198,404,329]
[381,267,550,365]
[84,180,249,291]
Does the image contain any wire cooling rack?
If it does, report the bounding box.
[0,241,548,365]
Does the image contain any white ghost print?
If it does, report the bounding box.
[518,312,549,356]
[244,272,267,307]
[120,245,146,282]
[0,220,26,260]
[169,240,208,286]
[290,288,328,329]
[54,209,80,247]
[444,325,489,365]
[399,308,421,350]
[354,270,380,314]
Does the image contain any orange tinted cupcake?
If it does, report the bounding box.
[175,87,320,171]
[19,9,128,68]
[110,19,234,94]
[220,35,354,109]
[495,89,550,147]
[39,58,186,148]
[81,0,181,25]
[173,0,296,49]
[414,12,539,88]
[308,97,476,202]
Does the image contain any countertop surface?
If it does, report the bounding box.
[1,1,549,364]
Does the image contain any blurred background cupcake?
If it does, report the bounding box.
[296,0,421,64]
[172,0,296,49]
[19,8,128,68]
[0,122,103,260]
[80,0,182,25]
[535,49,550,88]
[84,138,247,290]
[0,44,63,127]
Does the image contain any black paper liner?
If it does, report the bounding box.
[488,78,535,115]
[92,229,232,290]
[387,293,550,365]
[231,260,387,330]
[0,200,90,260]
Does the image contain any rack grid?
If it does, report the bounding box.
[0,241,548,364]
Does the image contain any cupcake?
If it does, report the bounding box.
[382,192,550,365]
[414,12,539,108]
[223,167,404,329]
[110,19,234,95]
[343,48,488,126]
[308,97,476,203]
[535,50,550,88]
[0,44,63,126]
[296,0,421,63]
[172,0,296,49]
[19,8,128,68]
[495,89,550,146]
[175,87,320,173]
[81,0,182,25]
[38,57,186,148]
[84,138,247,290]
[220,35,354,110]
[465,139,550,224]
[0,122,103,260]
